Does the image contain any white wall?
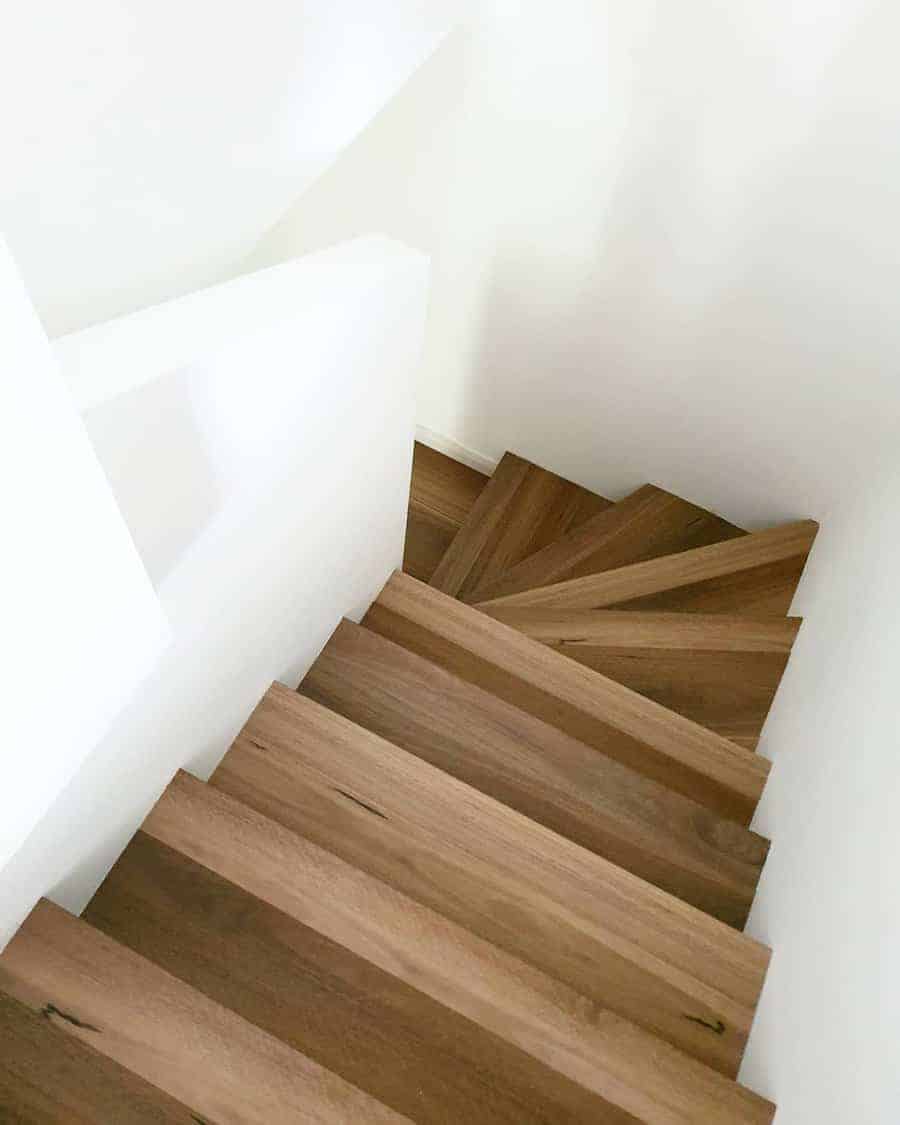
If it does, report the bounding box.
[245,4,900,1119]
[0,235,428,949]
[0,0,457,337]
[0,238,169,875]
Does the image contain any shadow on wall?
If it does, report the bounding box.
[84,368,223,587]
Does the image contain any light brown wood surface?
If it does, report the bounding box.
[366,572,770,824]
[86,829,613,1125]
[0,900,408,1125]
[429,451,610,598]
[0,988,200,1123]
[404,442,488,583]
[467,483,744,603]
[147,772,774,1123]
[212,685,769,1075]
[476,608,802,748]
[476,521,819,614]
[301,618,769,927]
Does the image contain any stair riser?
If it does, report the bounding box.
[365,601,762,825]
[211,689,770,1077]
[86,831,620,1125]
[466,484,745,604]
[430,452,609,599]
[149,773,776,1123]
[0,901,407,1124]
[302,620,769,928]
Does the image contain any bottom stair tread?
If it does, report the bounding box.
[0,988,198,1124]
[0,899,407,1125]
[85,829,617,1125]
[149,771,774,1124]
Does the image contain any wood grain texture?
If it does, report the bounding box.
[212,685,769,1075]
[404,442,488,583]
[301,619,769,927]
[0,900,408,1125]
[409,441,490,530]
[0,988,198,1124]
[476,608,802,748]
[476,521,819,614]
[86,831,612,1125]
[149,772,774,1123]
[366,572,770,824]
[429,451,610,598]
[467,484,744,603]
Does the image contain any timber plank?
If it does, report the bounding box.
[430,452,609,598]
[150,772,774,1122]
[301,618,769,927]
[0,901,407,1125]
[86,830,614,1125]
[0,989,198,1124]
[366,573,771,824]
[468,484,743,603]
[212,687,770,1076]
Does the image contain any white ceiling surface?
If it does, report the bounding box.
[0,0,458,336]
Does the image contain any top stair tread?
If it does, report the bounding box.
[0,987,199,1124]
[145,771,774,1123]
[476,520,819,615]
[0,900,407,1124]
[467,483,744,603]
[429,452,610,599]
[85,827,613,1125]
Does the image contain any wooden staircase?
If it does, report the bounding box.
[0,441,818,1122]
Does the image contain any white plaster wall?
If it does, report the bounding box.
[0,0,457,336]
[0,238,170,874]
[0,236,427,949]
[244,5,900,1118]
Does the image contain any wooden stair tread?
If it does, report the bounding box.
[0,988,199,1123]
[476,608,802,748]
[366,572,770,824]
[404,442,489,583]
[467,483,745,603]
[429,451,610,599]
[212,685,769,1076]
[0,899,407,1124]
[85,830,611,1125]
[301,618,769,928]
[146,771,774,1123]
[476,520,818,615]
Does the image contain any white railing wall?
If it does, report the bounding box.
[0,235,427,947]
[0,238,171,876]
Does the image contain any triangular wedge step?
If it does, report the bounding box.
[151,774,775,1122]
[404,441,489,583]
[85,826,615,1124]
[429,451,610,599]
[365,572,770,824]
[0,900,406,1124]
[301,618,769,927]
[476,520,819,615]
[466,483,745,604]
[0,988,199,1123]
[474,609,803,749]
[211,687,769,1077]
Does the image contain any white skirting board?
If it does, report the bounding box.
[415,424,498,476]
